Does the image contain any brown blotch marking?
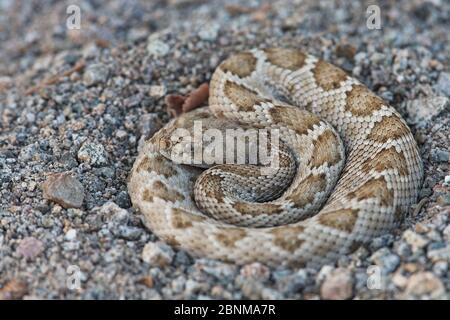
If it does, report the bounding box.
[215,228,247,248]
[151,181,185,203]
[220,52,257,78]
[137,156,151,172]
[137,154,177,178]
[367,115,411,143]
[347,176,394,206]
[318,208,360,232]
[201,174,225,203]
[223,81,266,111]
[171,207,205,229]
[345,85,385,116]
[287,173,327,208]
[232,202,283,216]
[142,189,153,202]
[269,107,321,135]
[164,235,181,247]
[270,226,305,253]
[362,146,409,176]
[264,48,306,70]
[313,60,348,91]
[310,130,342,168]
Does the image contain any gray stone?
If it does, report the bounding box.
[116,225,142,240]
[369,248,401,274]
[147,39,170,57]
[435,72,450,96]
[427,245,450,262]
[198,23,220,41]
[115,191,131,209]
[432,261,448,277]
[83,63,110,86]
[430,148,450,163]
[77,142,108,166]
[194,259,238,282]
[18,144,38,162]
[406,96,447,127]
[42,172,84,208]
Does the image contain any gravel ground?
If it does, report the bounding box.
[0,0,449,300]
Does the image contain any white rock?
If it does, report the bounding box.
[115,130,127,139]
[149,85,167,98]
[77,142,108,166]
[65,229,77,241]
[316,265,334,284]
[402,230,429,252]
[142,242,174,266]
[405,96,448,127]
[443,175,450,187]
[198,23,220,41]
[147,39,170,58]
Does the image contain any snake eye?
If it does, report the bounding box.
[160,138,171,149]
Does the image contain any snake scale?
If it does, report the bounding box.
[128,48,423,268]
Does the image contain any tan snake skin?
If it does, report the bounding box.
[128,48,423,268]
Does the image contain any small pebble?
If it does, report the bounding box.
[443,175,450,187]
[320,268,354,300]
[432,261,448,277]
[240,262,270,282]
[116,225,142,241]
[115,130,127,139]
[42,172,84,208]
[198,23,220,41]
[195,259,238,282]
[402,272,447,299]
[65,229,77,241]
[149,85,167,98]
[16,237,44,260]
[430,148,450,163]
[369,248,401,274]
[142,242,174,267]
[147,39,170,57]
[83,63,109,86]
[427,245,450,263]
[77,142,108,166]
[406,96,447,126]
[434,72,450,96]
[402,230,429,252]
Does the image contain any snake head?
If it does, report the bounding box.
[155,106,246,167]
[154,107,214,167]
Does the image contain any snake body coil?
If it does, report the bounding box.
[128,48,423,267]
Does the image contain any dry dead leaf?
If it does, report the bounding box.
[165,83,209,117]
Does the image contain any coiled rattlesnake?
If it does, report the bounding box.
[128,48,423,267]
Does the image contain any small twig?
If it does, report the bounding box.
[25,60,86,95]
